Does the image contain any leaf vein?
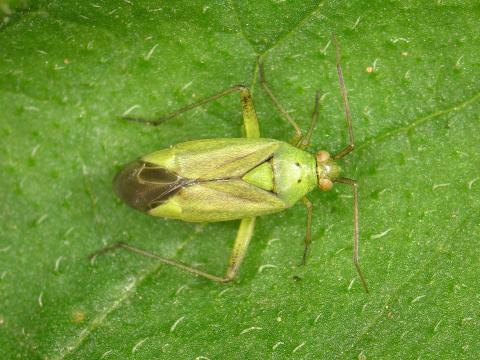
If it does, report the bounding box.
[358,91,480,152]
[229,0,258,54]
[339,255,438,358]
[261,1,325,56]
[53,227,206,358]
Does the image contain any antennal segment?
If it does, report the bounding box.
[334,177,369,293]
[332,34,355,160]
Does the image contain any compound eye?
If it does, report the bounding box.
[316,150,330,163]
[319,178,333,191]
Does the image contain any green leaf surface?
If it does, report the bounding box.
[1,1,479,359]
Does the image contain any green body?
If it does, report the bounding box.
[109,85,325,284]
[107,54,367,290]
[114,138,318,222]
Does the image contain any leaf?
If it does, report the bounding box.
[1,1,479,359]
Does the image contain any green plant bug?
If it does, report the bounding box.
[92,35,369,293]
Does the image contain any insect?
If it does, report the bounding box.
[92,35,369,292]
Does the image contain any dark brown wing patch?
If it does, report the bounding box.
[113,160,186,212]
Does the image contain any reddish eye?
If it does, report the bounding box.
[319,179,333,191]
[316,150,330,163]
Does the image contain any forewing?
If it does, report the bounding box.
[149,179,287,222]
[142,138,281,180]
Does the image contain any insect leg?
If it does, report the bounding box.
[257,57,302,144]
[89,242,228,282]
[297,91,320,150]
[224,217,256,281]
[334,177,369,293]
[239,87,260,138]
[89,217,256,283]
[122,85,259,136]
[332,34,355,160]
[301,196,313,265]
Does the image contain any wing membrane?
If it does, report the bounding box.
[113,160,190,212]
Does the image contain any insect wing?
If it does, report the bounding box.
[142,138,281,180]
[115,138,286,219]
[113,160,189,212]
[149,178,287,222]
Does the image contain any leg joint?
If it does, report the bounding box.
[233,84,248,91]
[221,276,234,284]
